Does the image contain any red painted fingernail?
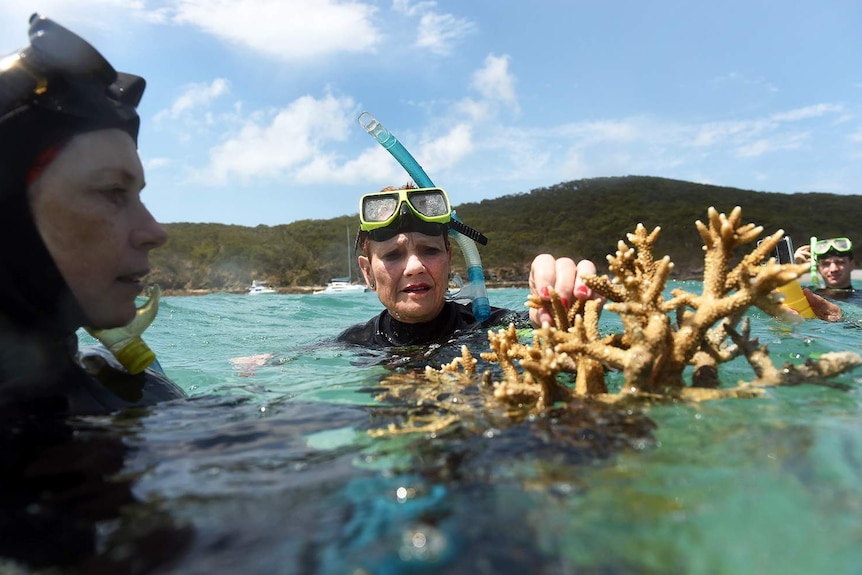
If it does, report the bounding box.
[575,285,589,298]
[561,297,570,308]
[541,286,549,298]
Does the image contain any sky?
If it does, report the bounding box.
[2,1,861,226]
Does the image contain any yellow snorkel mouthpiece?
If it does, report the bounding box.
[86,284,161,374]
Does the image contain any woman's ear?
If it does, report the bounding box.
[358,255,373,287]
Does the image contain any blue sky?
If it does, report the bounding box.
[3,1,861,226]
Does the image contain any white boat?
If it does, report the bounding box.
[313,277,368,295]
[313,227,369,295]
[248,280,277,295]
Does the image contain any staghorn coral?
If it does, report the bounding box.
[369,206,862,436]
[453,206,860,410]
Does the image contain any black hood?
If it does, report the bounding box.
[0,14,144,337]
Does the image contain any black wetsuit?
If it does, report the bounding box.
[336,300,524,349]
[0,328,185,418]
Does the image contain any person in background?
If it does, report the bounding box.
[336,184,599,348]
[792,237,858,321]
[795,237,856,292]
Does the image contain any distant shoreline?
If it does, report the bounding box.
[161,281,532,297]
[160,271,862,297]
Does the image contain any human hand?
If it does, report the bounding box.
[794,244,812,265]
[229,353,275,377]
[802,288,843,322]
[528,254,602,327]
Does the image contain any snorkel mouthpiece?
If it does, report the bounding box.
[809,236,820,289]
[86,285,161,374]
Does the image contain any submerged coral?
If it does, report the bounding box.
[376,206,862,429]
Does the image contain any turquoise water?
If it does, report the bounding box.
[74,285,862,574]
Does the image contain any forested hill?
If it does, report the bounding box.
[149,175,861,292]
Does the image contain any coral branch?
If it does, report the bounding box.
[376,205,862,436]
[469,206,861,407]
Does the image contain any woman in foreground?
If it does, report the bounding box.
[0,14,185,416]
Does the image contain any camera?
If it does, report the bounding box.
[773,236,794,265]
[758,236,794,265]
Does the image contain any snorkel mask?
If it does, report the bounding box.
[359,186,487,243]
[0,13,145,139]
[812,237,853,256]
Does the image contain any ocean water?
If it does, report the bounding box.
[59,285,862,574]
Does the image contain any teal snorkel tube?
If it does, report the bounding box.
[810,236,821,289]
[358,112,491,322]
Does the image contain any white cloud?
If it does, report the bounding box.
[733,132,808,158]
[154,78,230,122]
[415,11,476,56]
[298,145,397,185]
[166,0,380,60]
[392,0,474,55]
[471,54,518,111]
[687,104,845,150]
[200,92,355,184]
[452,98,492,123]
[392,0,436,17]
[691,120,766,147]
[144,157,172,170]
[419,122,474,172]
[769,103,843,122]
[553,118,655,144]
[711,71,778,93]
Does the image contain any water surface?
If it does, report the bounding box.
[42,287,862,573]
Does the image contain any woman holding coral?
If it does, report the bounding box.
[336,184,599,348]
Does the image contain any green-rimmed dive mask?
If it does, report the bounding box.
[812,237,852,256]
[359,187,451,242]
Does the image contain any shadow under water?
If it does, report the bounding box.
[0,382,660,574]
[0,403,192,574]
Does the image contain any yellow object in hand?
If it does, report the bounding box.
[776,280,816,319]
[86,285,161,374]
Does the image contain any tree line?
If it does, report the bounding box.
[148,175,861,292]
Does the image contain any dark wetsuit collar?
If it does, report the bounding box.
[379,302,457,347]
[815,284,856,300]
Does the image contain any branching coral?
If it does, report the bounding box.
[463,206,860,409]
[369,206,862,437]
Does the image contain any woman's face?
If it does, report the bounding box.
[28,128,168,329]
[359,232,451,323]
